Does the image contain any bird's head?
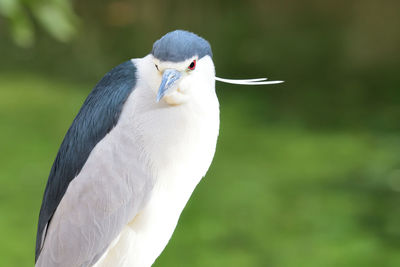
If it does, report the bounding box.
[150,30,283,105]
[151,30,214,105]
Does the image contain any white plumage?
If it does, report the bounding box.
[93,55,220,266]
[37,54,219,267]
[35,30,281,267]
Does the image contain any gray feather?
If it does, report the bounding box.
[151,30,212,62]
[35,60,137,262]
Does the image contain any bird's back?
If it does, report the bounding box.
[35,60,142,265]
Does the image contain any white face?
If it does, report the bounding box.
[151,55,216,105]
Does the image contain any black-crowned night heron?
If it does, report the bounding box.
[35,30,282,267]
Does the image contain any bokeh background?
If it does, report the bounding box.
[1,0,400,266]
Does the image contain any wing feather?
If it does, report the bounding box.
[35,60,138,262]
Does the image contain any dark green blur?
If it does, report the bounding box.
[1,0,400,266]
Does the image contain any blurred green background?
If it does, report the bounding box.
[1,0,400,266]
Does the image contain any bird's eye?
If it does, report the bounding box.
[188,60,196,70]
[155,64,159,71]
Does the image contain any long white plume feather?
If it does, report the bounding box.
[215,77,284,85]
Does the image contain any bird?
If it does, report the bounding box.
[35,30,282,267]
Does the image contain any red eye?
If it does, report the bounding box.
[188,60,196,70]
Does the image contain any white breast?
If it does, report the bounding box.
[94,55,220,267]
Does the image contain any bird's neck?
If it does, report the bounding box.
[108,57,219,266]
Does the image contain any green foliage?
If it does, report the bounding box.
[1,1,400,266]
[0,0,78,47]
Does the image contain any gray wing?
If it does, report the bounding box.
[35,60,142,265]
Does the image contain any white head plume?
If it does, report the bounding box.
[215,77,283,85]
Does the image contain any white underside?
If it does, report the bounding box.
[94,56,219,267]
[36,55,219,267]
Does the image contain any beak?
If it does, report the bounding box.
[157,69,182,102]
